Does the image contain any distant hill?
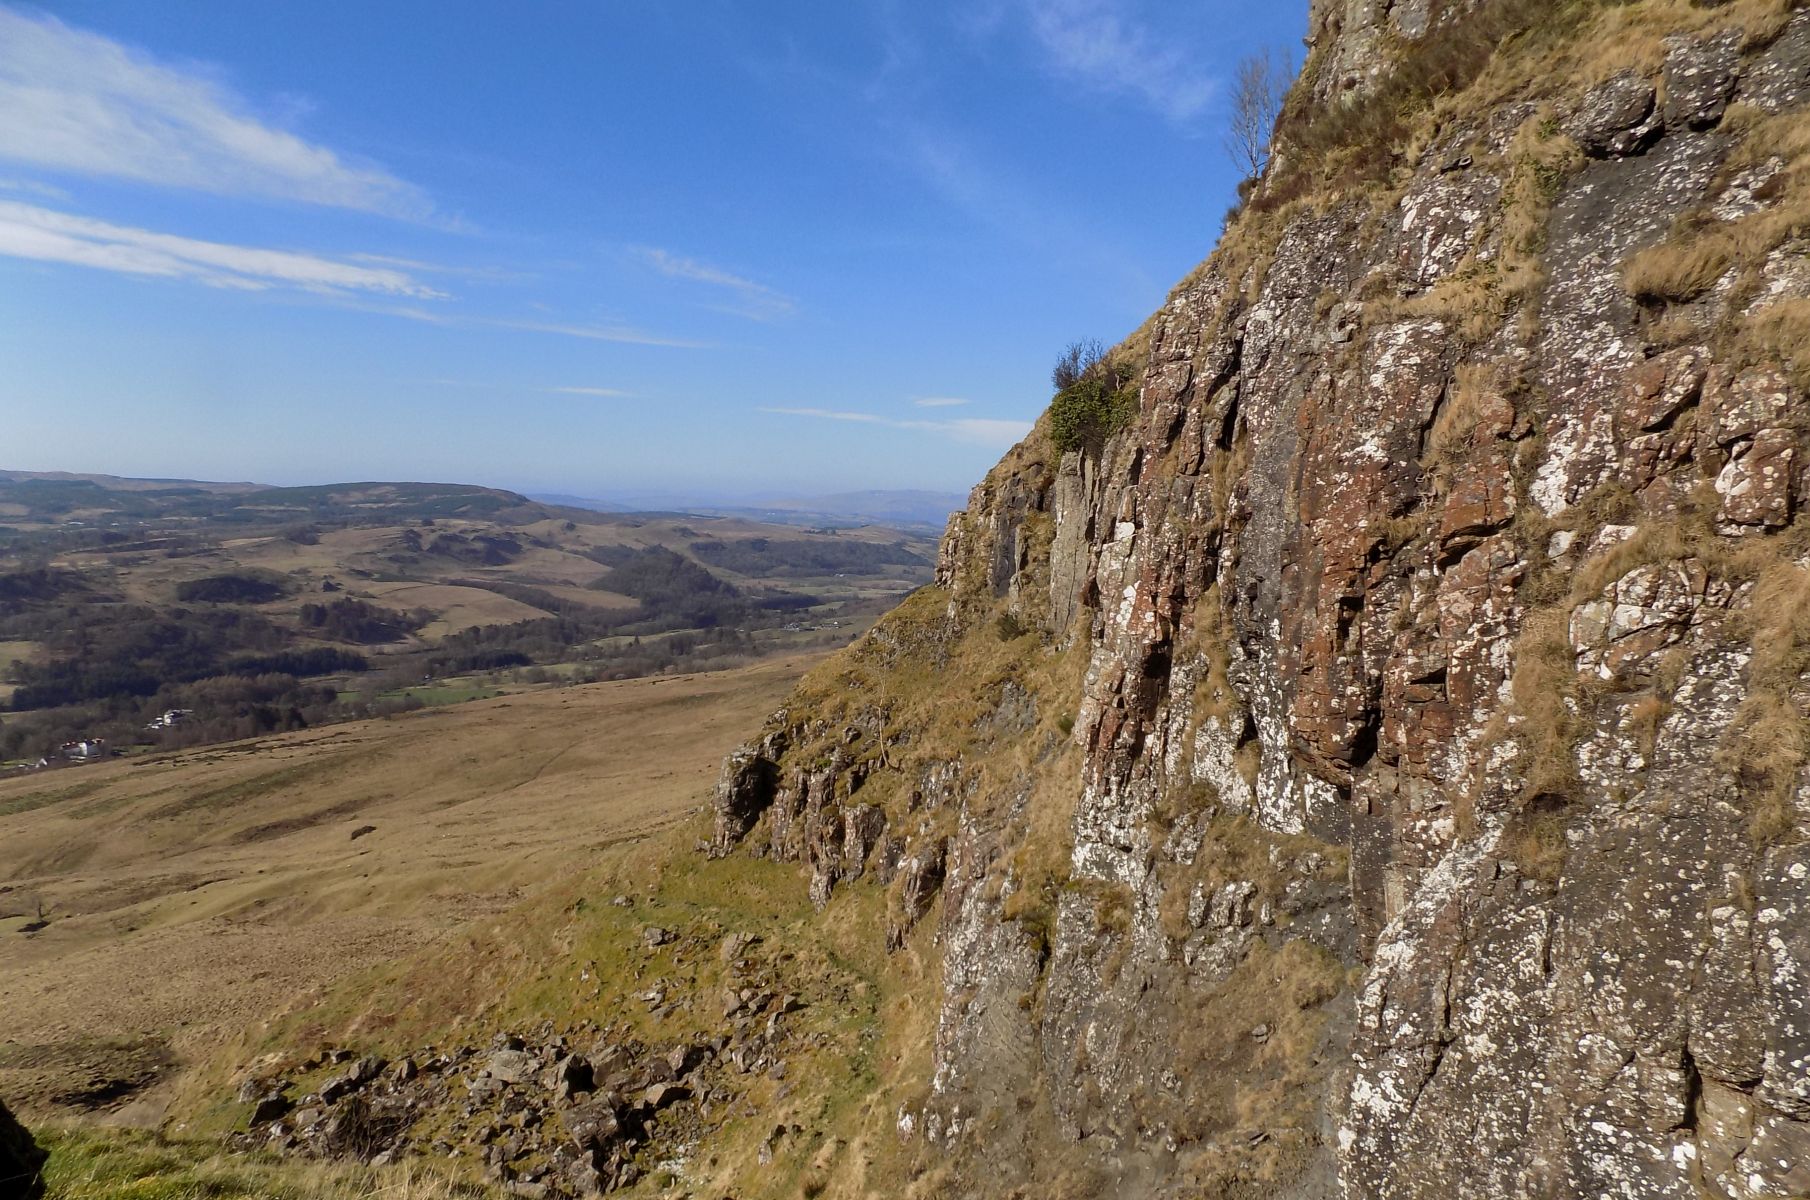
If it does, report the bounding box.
[532,488,968,531]
[0,471,553,527]
[0,466,937,764]
[745,489,968,528]
[0,468,264,494]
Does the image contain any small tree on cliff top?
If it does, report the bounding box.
[1225,47,1293,179]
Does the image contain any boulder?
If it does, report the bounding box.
[319,1055,385,1103]
[1565,70,1659,156]
[485,1049,539,1085]
[545,1053,594,1102]
[1662,28,1742,129]
[560,1098,623,1151]
[317,1094,406,1161]
[250,1093,293,1124]
[641,1082,689,1110]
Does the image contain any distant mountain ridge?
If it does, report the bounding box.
[532,488,968,530]
[0,471,544,526]
[2,473,965,531]
[0,468,265,494]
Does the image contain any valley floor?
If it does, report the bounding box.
[0,656,819,1127]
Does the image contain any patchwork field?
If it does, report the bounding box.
[0,653,819,1125]
[0,474,935,765]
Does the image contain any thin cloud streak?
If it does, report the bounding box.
[550,386,632,398]
[0,175,69,200]
[368,303,711,349]
[913,396,969,408]
[0,200,444,296]
[639,247,795,321]
[345,253,533,283]
[0,6,430,217]
[760,406,1031,449]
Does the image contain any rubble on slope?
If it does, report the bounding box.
[238,933,819,1198]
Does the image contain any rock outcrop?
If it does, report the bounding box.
[1,1098,47,1200]
[709,2,1810,1196]
[239,926,825,1198]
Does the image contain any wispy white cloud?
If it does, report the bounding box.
[760,406,1031,449]
[343,253,529,282]
[639,247,795,321]
[550,385,632,398]
[0,199,444,296]
[0,175,68,200]
[913,396,969,408]
[367,303,709,349]
[1020,0,1217,122]
[483,315,707,348]
[0,6,429,217]
[762,406,892,425]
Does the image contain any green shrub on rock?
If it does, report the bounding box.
[1050,375,1138,453]
[1047,339,1138,453]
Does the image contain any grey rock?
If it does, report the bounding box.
[1739,11,1810,112]
[319,1055,384,1104]
[1566,70,1660,156]
[249,1093,293,1124]
[1662,28,1742,129]
[485,1049,539,1086]
[640,1082,689,1109]
[545,1054,593,1102]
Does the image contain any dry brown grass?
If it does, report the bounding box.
[1745,297,1810,392]
[1427,363,1504,468]
[1492,471,1810,860]
[1722,559,1810,839]
[1568,0,1795,84]
[1624,237,1739,303]
[0,655,818,1120]
[1381,110,1584,347]
[1164,933,1348,1184]
[162,804,930,1200]
[358,581,553,637]
[1624,105,1810,317]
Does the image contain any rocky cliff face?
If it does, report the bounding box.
[713,2,1810,1196]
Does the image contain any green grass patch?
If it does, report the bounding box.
[381,684,500,707]
[143,762,323,821]
[38,1125,492,1199]
[0,777,110,819]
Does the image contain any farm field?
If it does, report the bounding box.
[0,472,936,763]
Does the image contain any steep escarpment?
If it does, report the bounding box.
[711,2,1810,1196]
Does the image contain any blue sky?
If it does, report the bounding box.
[0,1,1307,500]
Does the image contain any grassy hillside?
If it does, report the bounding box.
[1,644,955,1199]
[0,656,818,1129]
